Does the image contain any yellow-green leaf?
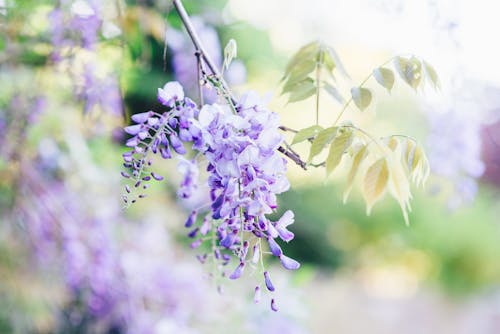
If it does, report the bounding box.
[343,144,368,203]
[282,60,316,93]
[292,125,323,145]
[325,46,349,77]
[326,129,353,176]
[393,56,422,90]
[284,41,321,77]
[351,87,372,111]
[363,158,389,214]
[373,67,395,92]
[423,61,440,90]
[308,126,337,162]
[286,79,317,103]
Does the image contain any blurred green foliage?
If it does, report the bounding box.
[275,184,500,296]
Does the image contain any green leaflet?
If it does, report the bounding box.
[343,144,368,203]
[394,56,422,90]
[292,125,324,145]
[363,158,389,214]
[281,60,316,94]
[286,79,317,103]
[282,41,346,104]
[283,41,321,77]
[350,87,372,111]
[373,67,395,92]
[423,61,440,90]
[308,126,337,162]
[325,129,353,176]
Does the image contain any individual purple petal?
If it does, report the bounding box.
[190,239,202,249]
[279,254,300,270]
[254,285,261,304]
[220,230,237,248]
[169,135,186,155]
[251,244,260,264]
[125,136,139,147]
[267,236,282,257]
[263,271,275,291]
[147,117,159,126]
[138,131,149,140]
[131,111,152,123]
[275,210,295,242]
[229,262,245,280]
[124,124,142,135]
[271,298,278,312]
[151,137,160,154]
[151,172,164,181]
[200,217,211,235]
[188,227,199,238]
[160,146,172,159]
[185,211,197,228]
[240,241,249,260]
[158,81,184,107]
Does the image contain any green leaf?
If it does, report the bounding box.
[373,67,395,92]
[325,46,349,78]
[350,87,372,111]
[284,41,321,77]
[287,79,317,103]
[292,125,324,145]
[343,144,368,203]
[308,126,337,162]
[393,56,422,89]
[282,60,316,93]
[323,82,344,104]
[423,61,440,90]
[320,49,336,73]
[326,129,353,176]
[363,158,389,214]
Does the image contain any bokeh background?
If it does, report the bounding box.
[1,0,500,333]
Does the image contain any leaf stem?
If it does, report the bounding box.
[332,57,394,126]
[315,50,323,125]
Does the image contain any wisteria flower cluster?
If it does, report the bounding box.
[122,81,299,310]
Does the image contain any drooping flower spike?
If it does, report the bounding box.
[122,81,300,310]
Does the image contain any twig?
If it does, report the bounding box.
[172,0,308,170]
[172,0,234,101]
[278,146,307,170]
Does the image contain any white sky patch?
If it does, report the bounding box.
[228,0,500,86]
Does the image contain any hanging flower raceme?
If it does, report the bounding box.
[121,81,299,310]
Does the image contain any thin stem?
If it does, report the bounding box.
[332,57,394,126]
[172,0,234,102]
[315,51,323,125]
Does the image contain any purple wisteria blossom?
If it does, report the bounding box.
[122,81,299,309]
